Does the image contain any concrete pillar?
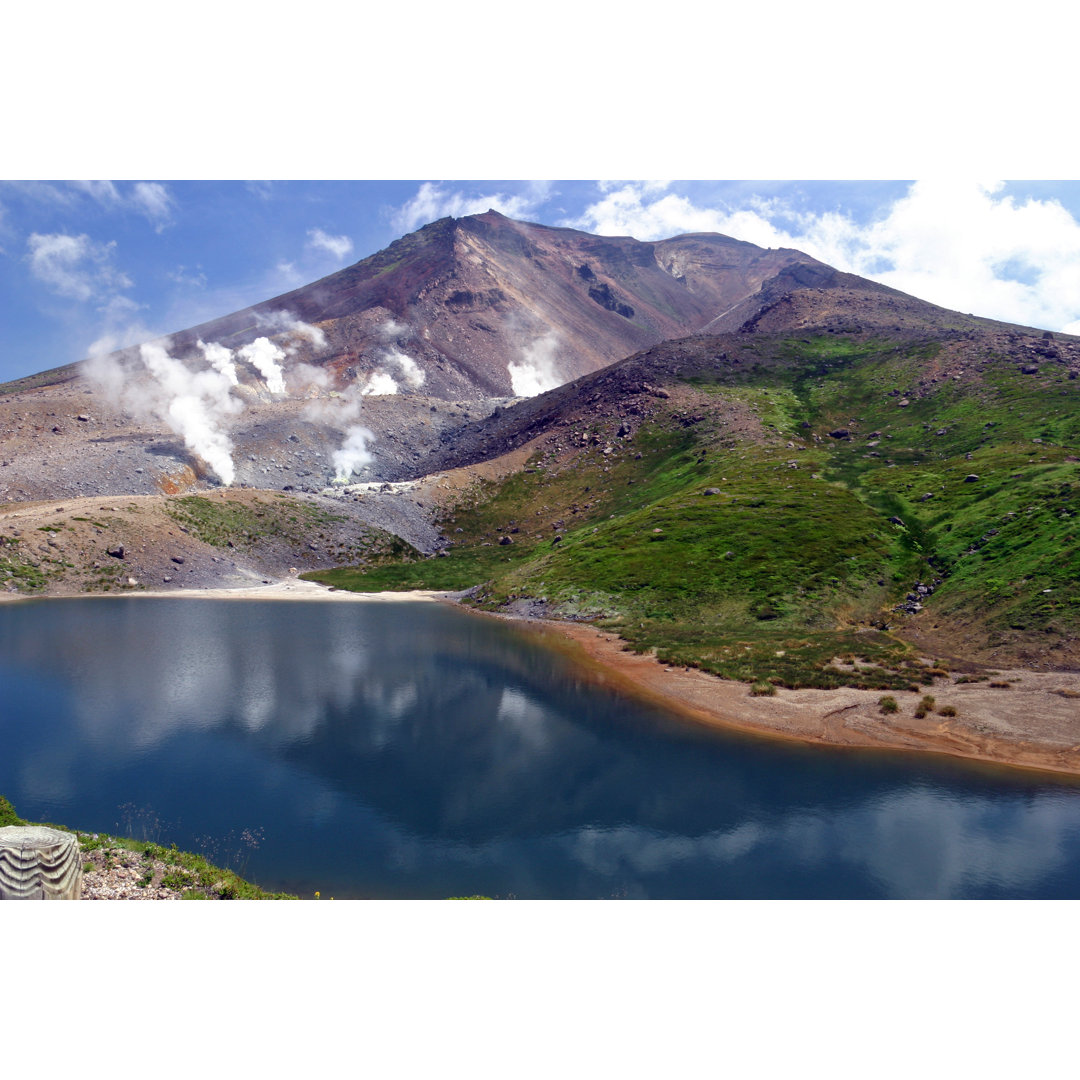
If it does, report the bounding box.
[0,826,83,900]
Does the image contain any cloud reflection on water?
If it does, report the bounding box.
[3,598,1080,897]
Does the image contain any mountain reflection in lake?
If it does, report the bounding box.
[3,597,1080,899]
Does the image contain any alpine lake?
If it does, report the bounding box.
[3,595,1080,899]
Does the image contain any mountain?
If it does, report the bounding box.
[2,212,1079,692]
[162,210,832,399]
[309,320,1080,676]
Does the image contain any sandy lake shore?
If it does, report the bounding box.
[121,579,450,602]
[509,616,1080,781]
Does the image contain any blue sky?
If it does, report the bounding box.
[3,179,1080,385]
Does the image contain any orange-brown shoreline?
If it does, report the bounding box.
[471,607,1080,783]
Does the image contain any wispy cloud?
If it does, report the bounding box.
[26,232,133,302]
[306,227,353,261]
[274,260,304,289]
[167,264,208,289]
[392,181,554,233]
[569,181,1080,333]
[67,180,176,229]
[129,182,176,230]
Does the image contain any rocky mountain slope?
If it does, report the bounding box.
[308,313,1080,675]
[3,214,1079,686]
[157,209,828,399]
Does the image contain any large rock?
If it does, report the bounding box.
[0,826,83,900]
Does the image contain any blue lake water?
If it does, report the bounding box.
[2,596,1080,899]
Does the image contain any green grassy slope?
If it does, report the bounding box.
[305,331,1080,688]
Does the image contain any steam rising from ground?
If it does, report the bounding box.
[361,371,400,395]
[86,339,243,485]
[286,362,332,396]
[360,342,426,396]
[301,381,375,483]
[378,319,410,341]
[509,332,562,396]
[331,426,375,483]
[237,337,287,394]
[255,310,328,351]
[198,339,238,385]
[83,309,392,489]
[236,313,329,394]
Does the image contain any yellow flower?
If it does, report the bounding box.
[314,890,320,899]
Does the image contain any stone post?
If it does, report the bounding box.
[0,826,83,900]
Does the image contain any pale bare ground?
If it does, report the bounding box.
[495,616,1080,780]
[0,576,450,604]
[115,580,449,602]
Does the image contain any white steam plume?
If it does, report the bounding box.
[86,339,243,485]
[238,336,287,394]
[361,371,399,395]
[509,332,562,396]
[378,318,410,341]
[357,346,425,396]
[198,339,238,385]
[287,362,332,396]
[302,384,361,426]
[331,426,375,484]
[384,347,425,388]
[300,381,376,484]
[255,310,328,351]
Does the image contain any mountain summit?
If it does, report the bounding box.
[2,211,1079,728]
[164,210,833,399]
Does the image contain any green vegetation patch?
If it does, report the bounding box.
[164,494,348,550]
[1,534,47,592]
[302,330,1080,680]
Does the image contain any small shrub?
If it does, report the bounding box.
[0,794,23,827]
[161,869,194,891]
[938,705,958,717]
[989,681,1011,689]
[878,695,899,714]
[750,681,777,696]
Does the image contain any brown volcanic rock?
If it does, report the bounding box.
[162,211,826,399]
[5,213,1074,516]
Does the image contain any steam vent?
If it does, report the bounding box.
[0,826,83,900]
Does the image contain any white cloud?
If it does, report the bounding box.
[65,180,175,229]
[130,181,176,230]
[393,181,554,233]
[245,180,275,201]
[569,181,1080,333]
[99,294,143,322]
[274,260,303,288]
[306,227,354,261]
[26,231,133,302]
[168,264,207,289]
[69,180,122,206]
